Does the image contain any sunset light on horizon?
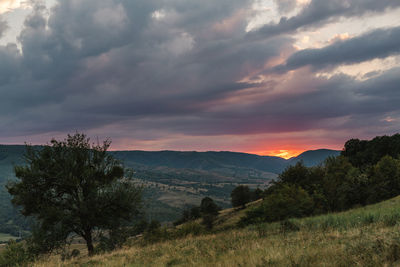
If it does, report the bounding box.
[0,0,399,152]
[254,149,307,159]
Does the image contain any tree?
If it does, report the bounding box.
[231,185,251,208]
[200,197,219,216]
[242,184,314,225]
[199,197,219,230]
[7,133,142,256]
[369,156,400,203]
[251,188,263,201]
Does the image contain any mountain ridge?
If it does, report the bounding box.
[0,145,340,233]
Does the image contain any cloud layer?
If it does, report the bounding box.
[0,0,399,154]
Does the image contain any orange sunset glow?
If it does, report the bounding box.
[252,149,306,159]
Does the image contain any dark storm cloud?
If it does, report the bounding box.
[274,26,400,72]
[139,68,400,136]
[0,0,399,144]
[251,0,400,38]
[0,0,288,137]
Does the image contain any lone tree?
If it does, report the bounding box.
[200,197,219,216]
[199,197,219,230]
[231,185,251,208]
[7,133,142,256]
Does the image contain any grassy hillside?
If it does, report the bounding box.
[35,196,400,266]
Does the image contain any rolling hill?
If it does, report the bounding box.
[0,145,340,235]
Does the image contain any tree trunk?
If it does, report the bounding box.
[84,230,94,256]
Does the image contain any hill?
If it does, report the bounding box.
[34,195,400,266]
[0,146,339,234]
[288,149,341,166]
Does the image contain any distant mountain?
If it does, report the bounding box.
[0,145,340,229]
[112,150,287,176]
[288,149,341,167]
[0,146,341,182]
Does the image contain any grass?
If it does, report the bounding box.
[34,196,400,266]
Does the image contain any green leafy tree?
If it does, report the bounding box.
[7,133,142,256]
[322,156,355,211]
[231,185,251,208]
[199,197,219,230]
[242,184,314,225]
[369,156,400,203]
[200,197,219,216]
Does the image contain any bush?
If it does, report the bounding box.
[0,240,33,267]
[240,184,314,225]
[174,206,202,226]
[280,219,300,233]
[61,249,80,261]
[142,220,170,244]
[202,214,217,230]
[95,228,131,254]
[176,222,205,237]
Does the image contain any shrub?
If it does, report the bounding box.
[176,222,205,237]
[241,184,314,225]
[202,214,216,230]
[280,219,300,233]
[61,249,80,261]
[0,240,33,267]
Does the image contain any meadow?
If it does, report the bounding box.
[34,195,400,266]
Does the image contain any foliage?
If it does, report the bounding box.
[342,134,400,168]
[231,185,251,208]
[6,133,143,256]
[0,240,33,267]
[201,214,216,230]
[241,184,314,225]
[175,221,205,237]
[173,206,201,226]
[95,227,132,254]
[200,197,220,216]
[242,134,400,226]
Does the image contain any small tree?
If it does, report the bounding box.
[200,197,219,216]
[251,188,263,201]
[7,133,142,256]
[199,197,219,230]
[231,185,251,208]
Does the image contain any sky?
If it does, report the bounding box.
[0,0,399,159]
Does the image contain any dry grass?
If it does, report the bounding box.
[34,197,400,267]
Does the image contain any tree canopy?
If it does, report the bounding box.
[231,185,251,208]
[242,133,400,225]
[7,133,142,256]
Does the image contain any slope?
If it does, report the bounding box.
[35,195,400,266]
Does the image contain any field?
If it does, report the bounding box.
[34,196,400,266]
[0,233,18,243]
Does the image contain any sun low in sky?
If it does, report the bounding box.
[0,0,399,156]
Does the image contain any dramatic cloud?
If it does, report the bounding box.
[274,26,400,72]
[273,0,298,14]
[252,0,400,38]
[0,0,399,155]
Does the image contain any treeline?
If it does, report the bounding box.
[242,134,400,225]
